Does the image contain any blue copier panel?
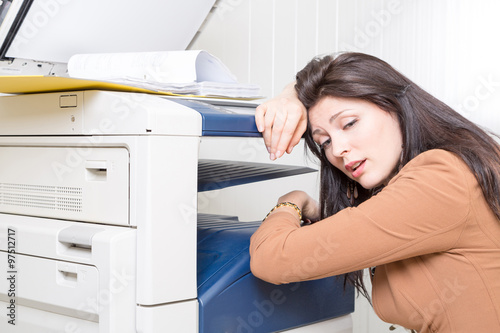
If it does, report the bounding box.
[172,99,261,137]
[197,215,355,333]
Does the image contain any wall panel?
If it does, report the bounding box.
[316,0,338,57]
[248,0,275,96]
[274,0,298,95]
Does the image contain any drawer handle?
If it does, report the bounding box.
[58,225,103,249]
[57,263,78,285]
[85,160,108,181]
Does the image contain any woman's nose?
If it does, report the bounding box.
[330,137,350,157]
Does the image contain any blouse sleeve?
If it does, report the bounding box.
[249,149,472,284]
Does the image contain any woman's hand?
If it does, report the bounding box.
[278,191,320,223]
[255,82,307,160]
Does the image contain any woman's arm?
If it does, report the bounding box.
[255,82,307,160]
[250,150,471,285]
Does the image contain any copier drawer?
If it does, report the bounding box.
[0,146,129,225]
[0,214,137,333]
[0,252,100,332]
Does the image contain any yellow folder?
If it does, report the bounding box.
[0,75,181,96]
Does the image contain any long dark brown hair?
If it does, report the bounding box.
[295,52,500,301]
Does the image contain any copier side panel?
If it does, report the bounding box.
[0,145,129,226]
[0,130,200,328]
[0,214,137,333]
[133,135,198,306]
[0,132,200,306]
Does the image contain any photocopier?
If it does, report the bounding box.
[0,1,355,332]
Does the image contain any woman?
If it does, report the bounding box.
[249,52,500,332]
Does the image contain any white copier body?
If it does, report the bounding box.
[0,90,353,332]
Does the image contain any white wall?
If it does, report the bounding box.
[191,0,500,133]
[190,1,500,332]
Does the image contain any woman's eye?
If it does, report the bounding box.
[319,139,331,150]
[343,119,357,130]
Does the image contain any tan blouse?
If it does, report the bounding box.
[249,149,500,332]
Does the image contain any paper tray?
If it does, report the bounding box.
[196,215,355,333]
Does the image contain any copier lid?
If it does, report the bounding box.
[0,0,215,63]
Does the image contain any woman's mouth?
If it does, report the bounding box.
[346,159,366,178]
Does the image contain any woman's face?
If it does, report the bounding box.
[309,96,403,189]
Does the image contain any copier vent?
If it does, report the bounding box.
[0,183,83,212]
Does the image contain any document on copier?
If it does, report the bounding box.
[66,50,262,98]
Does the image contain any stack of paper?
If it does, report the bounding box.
[66,50,261,99]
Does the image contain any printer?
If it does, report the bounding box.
[0,1,355,332]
